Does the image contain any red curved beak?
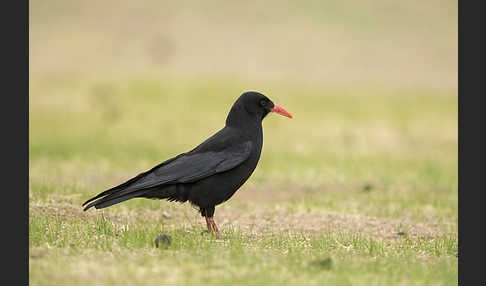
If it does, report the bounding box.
[271,104,293,118]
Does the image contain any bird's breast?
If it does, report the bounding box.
[185,136,263,208]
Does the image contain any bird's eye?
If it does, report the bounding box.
[260,100,267,107]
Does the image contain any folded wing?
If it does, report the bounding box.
[82,141,252,210]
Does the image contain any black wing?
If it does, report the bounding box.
[82,141,252,210]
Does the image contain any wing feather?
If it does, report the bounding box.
[83,141,252,210]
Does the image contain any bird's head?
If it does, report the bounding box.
[231,91,293,122]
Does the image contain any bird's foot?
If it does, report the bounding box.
[204,217,224,239]
[200,229,224,239]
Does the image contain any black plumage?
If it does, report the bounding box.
[82,91,292,237]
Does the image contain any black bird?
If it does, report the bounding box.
[82,91,292,237]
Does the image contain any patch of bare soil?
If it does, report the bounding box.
[216,208,455,241]
[232,185,309,204]
[30,199,455,241]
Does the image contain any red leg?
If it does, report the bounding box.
[205,217,212,232]
[208,217,222,238]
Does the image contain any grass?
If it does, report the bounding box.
[29,76,457,285]
[30,213,457,286]
[30,0,457,285]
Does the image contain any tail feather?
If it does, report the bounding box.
[82,172,150,208]
[82,154,187,210]
[83,186,154,211]
[83,189,149,211]
[82,183,181,211]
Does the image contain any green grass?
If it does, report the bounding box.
[30,214,457,286]
[29,76,457,285]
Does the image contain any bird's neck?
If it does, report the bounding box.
[225,104,262,134]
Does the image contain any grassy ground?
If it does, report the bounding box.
[29,77,457,286]
[30,1,457,285]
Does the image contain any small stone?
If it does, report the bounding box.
[312,257,333,270]
[394,230,407,236]
[155,234,171,248]
[162,212,172,219]
[363,183,373,192]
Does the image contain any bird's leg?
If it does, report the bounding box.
[205,217,212,232]
[208,217,222,238]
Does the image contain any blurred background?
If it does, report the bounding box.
[30,0,457,232]
[29,1,457,284]
[30,0,457,88]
